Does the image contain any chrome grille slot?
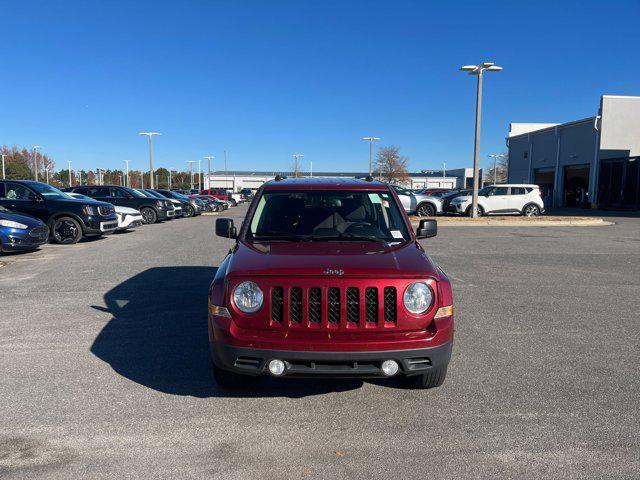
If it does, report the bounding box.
[384,287,397,323]
[290,287,303,323]
[327,287,341,323]
[308,287,322,323]
[271,287,284,322]
[365,287,378,323]
[346,287,360,323]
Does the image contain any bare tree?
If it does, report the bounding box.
[484,153,509,184]
[375,146,409,184]
[290,159,302,178]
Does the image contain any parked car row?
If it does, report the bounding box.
[395,184,545,217]
[0,179,241,253]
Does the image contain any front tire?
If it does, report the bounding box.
[522,204,541,217]
[184,205,195,217]
[465,205,484,217]
[140,207,157,224]
[407,366,448,389]
[212,362,250,389]
[416,203,435,217]
[50,217,83,244]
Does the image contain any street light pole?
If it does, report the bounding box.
[138,132,161,188]
[204,155,214,190]
[168,169,172,190]
[197,159,202,191]
[442,162,446,179]
[68,161,72,187]
[460,62,502,218]
[33,146,42,181]
[124,160,130,187]
[188,161,195,190]
[362,137,381,177]
[1,154,5,179]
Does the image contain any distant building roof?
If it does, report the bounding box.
[209,170,469,178]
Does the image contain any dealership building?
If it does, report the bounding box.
[507,95,640,210]
[204,168,477,192]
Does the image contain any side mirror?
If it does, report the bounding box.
[416,219,437,239]
[216,218,237,239]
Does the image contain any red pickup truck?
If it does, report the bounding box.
[209,177,453,389]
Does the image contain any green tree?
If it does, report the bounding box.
[5,160,34,180]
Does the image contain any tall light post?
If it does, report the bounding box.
[1,154,6,179]
[204,155,214,190]
[124,160,131,187]
[168,169,172,190]
[488,153,507,184]
[68,161,73,187]
[460,62,502,217]
[188,161,195,190]
[442,162,446,179]
[362,137,381,177]
[33,146,42,181]
[138,132,161,188]
[197,159,202,191]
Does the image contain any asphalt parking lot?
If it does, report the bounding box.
[1,208,639,479]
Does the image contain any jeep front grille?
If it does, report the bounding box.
[269,285,398,329]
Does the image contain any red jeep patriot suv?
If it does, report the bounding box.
[209,178,453,389]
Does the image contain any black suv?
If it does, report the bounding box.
[66,185,175,224]
[0,180,118,244]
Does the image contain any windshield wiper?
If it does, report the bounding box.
[312,233,386,242]
[251,231,310,242]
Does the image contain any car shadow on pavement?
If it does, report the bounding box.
[90,266,361,398]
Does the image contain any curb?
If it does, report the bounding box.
[201,212,219,216]
[411,219,614,227]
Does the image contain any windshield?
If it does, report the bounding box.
[28,182,73,199]
[69,193,93,201]
[144,190,164,199]
[246,190,410,243]
[122,187,147,198]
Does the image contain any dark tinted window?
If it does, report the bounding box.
[492,187,509,195]
[86,187,110,197]
[510,187,526,195]
[0,183,5,198]
[110,187,130,198]
[74,187,88,194]
[248,190,410,242]
[3,183,33,200]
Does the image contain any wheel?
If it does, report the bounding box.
[140,207,157,224]
[230,199,237,207]
[212,362,250,389]
[465,205,484,217]
[50,217,82,244]
[522,204,541,217]
[406,366,448,389]
[416,203,435,217]
[184,205,195,217]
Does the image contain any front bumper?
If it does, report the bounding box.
[83,216,118,235]
[211,341,452,378]
[0,226,49,251]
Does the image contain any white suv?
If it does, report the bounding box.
[448,184,545,216]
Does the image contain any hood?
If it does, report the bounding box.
[226,240,439,279]
[114,206,141,214]
[0,210,45,227]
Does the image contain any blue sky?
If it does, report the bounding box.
[1,0,639,174]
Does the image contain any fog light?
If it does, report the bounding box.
[268,359,286,376]
[381,360,399,377]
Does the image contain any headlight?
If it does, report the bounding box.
[403,282,434,314]
[233,281,263,313]
[155,200,163,207]
[82,205,96,216]
[0,219,28,229]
